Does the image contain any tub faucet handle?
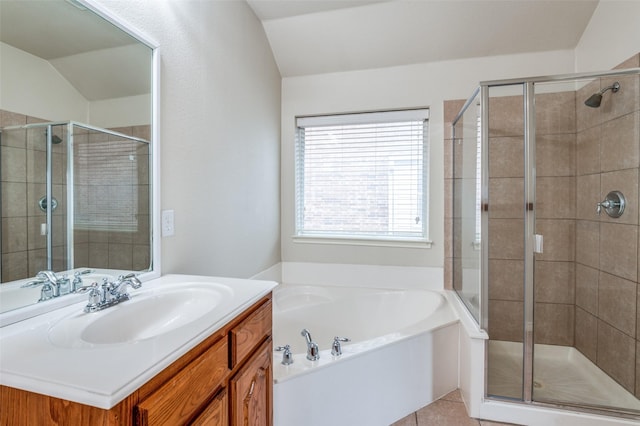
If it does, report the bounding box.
[331,336,351,356]
[275,345,294,365]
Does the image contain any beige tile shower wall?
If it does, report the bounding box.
[486,94,526,343]
[447,90,578,345]
[444,99,466,291]
[443,53,640,397]
[112,124,150,272]
[574,53,640,397]
[72,124,151,272]
[1,109,67,282]
[1,109,150,283]
[533,91,577,347]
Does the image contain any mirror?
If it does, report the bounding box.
[0,0,158,315]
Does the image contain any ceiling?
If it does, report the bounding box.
[1,0,601,98]
[0,0,152,101]
[247,0,600,77]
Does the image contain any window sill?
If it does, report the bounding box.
[292,235,433,249]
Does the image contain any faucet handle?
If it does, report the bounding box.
[20,271,58,288]
[76,283,102,312]
[71,270,91,292]
[75,282,98,293]
[73,269,93,280]
[116,273,142,289]
[38,283,55,302]
[36,270,59,283]
[76,282,100,300]
[331,336,351,356]
[20,278,47,288]
[275,345,294,365]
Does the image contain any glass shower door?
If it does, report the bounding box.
[452,89,482,323]
[485,83,527,401]
[532,74,640,414]
[0,124,67,281]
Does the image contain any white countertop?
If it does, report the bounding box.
[0,274,277,409]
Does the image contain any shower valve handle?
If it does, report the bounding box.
[596,191,625,218]
[596,199,616,214]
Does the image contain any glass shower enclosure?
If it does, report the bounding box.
[452,66,640,417]
[0,121,150,282]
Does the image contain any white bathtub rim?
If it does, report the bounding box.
[273,286,459,384]
[273,319,458,384]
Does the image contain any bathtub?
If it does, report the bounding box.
[272,283,460,426]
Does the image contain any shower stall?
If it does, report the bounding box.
[0,121,151,282]
[452,65,640,418]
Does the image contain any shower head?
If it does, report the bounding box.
[584,82,620,108]
[45,129,63,144]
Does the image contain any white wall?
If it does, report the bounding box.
[0,42,150,128]
[575,0,640,72]
[94,0,282,278]
[89,94,151,129]
[89,0,639,276]
[0,42,88,122]
[281,50,576,267]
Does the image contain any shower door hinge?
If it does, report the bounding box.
[534,234,543,254]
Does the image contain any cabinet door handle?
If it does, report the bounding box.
[243,367,267,426]
[245,367,266,402]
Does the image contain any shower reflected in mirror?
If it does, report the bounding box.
[584,81,620,107]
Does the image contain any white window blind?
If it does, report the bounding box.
[295,109,429,241]
[74,135,141,232]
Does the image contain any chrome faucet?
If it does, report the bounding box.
[331,336,351,356]
[77,273,142,313]
[21,270,70,301]
[76,283,102,312]
[275,345,294,365]
[111,273,143,297]
[71,269,93,293]
[301,328,320,361]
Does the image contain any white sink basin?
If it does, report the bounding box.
[48,282,233,347]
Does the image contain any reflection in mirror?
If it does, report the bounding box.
[0,0,155,315]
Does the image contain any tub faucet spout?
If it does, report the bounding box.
[301,328,320,361]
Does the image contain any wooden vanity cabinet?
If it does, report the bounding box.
[0,294,273,426]
[230,339,272,426]
[134,337,230,425]
[191,388,228,425]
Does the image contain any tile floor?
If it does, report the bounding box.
[391,389,522,426]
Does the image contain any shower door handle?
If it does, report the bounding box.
[533,234,543,254]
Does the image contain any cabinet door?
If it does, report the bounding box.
[135,339,229,425]
[230,299,272,368]
[230,338,272,426]
[191,388,228,426]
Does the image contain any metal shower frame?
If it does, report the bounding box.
[0,121,150,271]
[453,66,640,416]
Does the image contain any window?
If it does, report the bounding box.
[74,131,143,232]
[475,103,482,249]
[295,109,430,244]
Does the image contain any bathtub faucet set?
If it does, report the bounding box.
[276,329,351,365]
